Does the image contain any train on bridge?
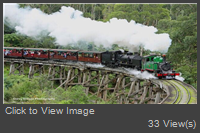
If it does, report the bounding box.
[4,47,180,79]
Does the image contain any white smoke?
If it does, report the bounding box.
[175,73,185,82]
[4,3,172,52]
[125,68,157,79]
[86,63,105,68]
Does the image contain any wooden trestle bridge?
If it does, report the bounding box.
[4,58,197,104]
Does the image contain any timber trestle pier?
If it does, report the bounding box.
[4,58,197,104]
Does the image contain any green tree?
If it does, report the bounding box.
[4,33,24,46]
[102,4,115,20]
[4,24,15,34]
[38,36,56,48]
[166,4,197,87]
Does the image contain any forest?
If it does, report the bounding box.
[4,4,197,104]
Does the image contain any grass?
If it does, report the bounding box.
[186,86,197,104]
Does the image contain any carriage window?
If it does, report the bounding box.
[94,54,100,58]
[84,53,88,57]
[50,52,54,56]
[147,58,150,61]
[16,50,21,53]
[89,53,93,58]
[72,52,77,56]
[98,54,101,59]
[52,51,56,55]
[68,52,72,56]
[42,50,48,55]
[37,51,41,55]
[78,53,82,57]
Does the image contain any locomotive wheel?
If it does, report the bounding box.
[156,69,161,73]
[155,70,162,79]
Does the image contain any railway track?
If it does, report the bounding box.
[160,80,197,104]
[175,80,197,104]
[4,58,197,104]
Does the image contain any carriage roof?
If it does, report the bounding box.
[4,47,23,49]
[23,48,50,51]
[78,51,103,54]
[50,49,79,52]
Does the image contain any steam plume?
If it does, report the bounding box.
[4,3,172,52]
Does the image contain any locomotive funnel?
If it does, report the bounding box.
[162,54,166,62]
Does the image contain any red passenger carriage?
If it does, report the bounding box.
[78,51,102,63]
[49,49,78,61]
[23,48,49,60]
[4,47,23,58]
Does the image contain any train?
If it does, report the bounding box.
[4,47,180,79]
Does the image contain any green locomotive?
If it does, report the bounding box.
[141,54,179,79]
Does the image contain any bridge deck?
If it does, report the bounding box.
[4,58,197,104]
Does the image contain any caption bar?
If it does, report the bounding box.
[5,107,95,116]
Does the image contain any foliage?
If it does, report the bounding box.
[4,75,52,102]
[3,72,118,103]
[4,33,24,46]
[4,23,15,34]
[3,74,95,103]
[68,86,89,104]
[165,5,197,87]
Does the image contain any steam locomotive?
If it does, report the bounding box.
[101,50,179,79]
[4,47,180,79]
